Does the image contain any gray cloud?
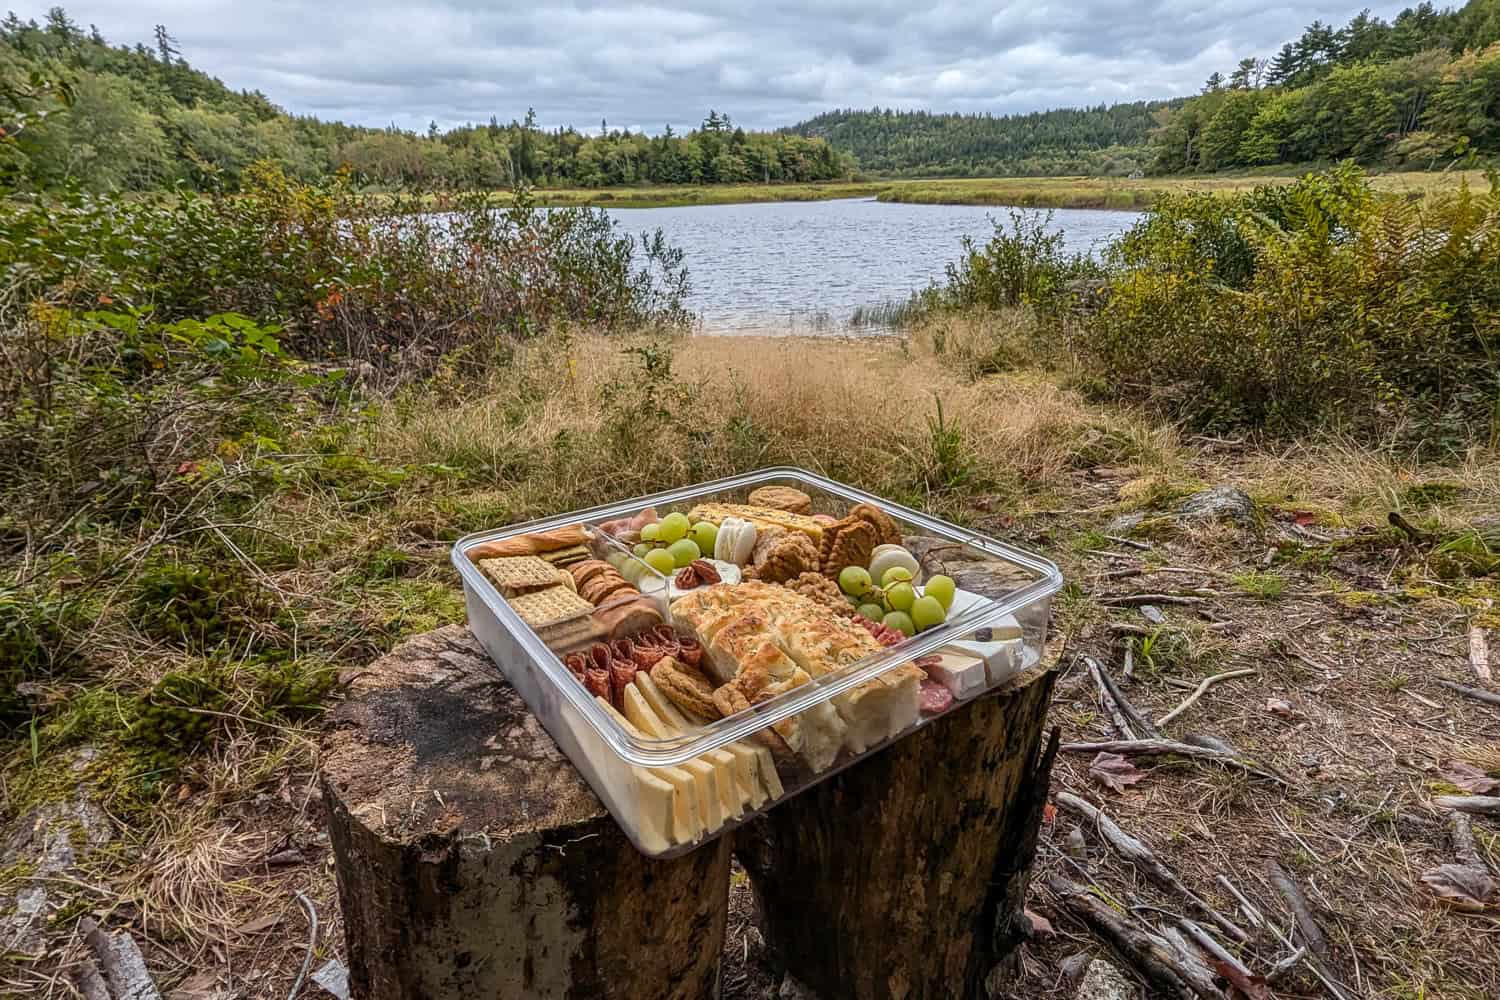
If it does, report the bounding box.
[20,1,1413,132]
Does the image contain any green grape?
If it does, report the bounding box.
[886,581,916,612]
[644,548,677,575]
[923,574,956,611]
[621,558,646,583]
[667,538,700,567]
[837,565,872,596]
[857,602,885,621]
[605,551,629,570]
[882,611,915,637]
[911,595,946,631]
[659,512,690,544]
[633,543,650,558]
[640,522,661,542]
[689,521,718,554]
[881,566,914,588]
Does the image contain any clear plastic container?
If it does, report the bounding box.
[451,467,1062,857]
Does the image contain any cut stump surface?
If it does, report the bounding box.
[322,625,730,1000]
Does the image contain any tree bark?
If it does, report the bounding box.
[322,625,730,1000]
[736,664,1058,1000]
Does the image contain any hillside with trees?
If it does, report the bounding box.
[785,103,1172,177]
[0,10,852,191]
[1149,0,1500,171]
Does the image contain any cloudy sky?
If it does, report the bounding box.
[20,1,1408,133]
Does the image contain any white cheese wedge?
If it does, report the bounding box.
[633,674,755,817]
[622,686,725,832]
[631,770,677,855]
[747,741,785,800]
[926,649,989,700]
[596,696,703,845]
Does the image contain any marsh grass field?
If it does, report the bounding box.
[509,168,1493,210]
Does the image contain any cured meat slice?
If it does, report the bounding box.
[919,679,954,714]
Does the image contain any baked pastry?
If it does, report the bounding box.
[479,556,575,597]
[848,503,903,547]
[748,486,813,515]
[569,559,640,605]
[816,516,880,580]
[591,593,663,639]
[784,572,852,616]
[466,524,591,562]
[651,656,721,720]
[744,528,820,584]
[687,503,824,547]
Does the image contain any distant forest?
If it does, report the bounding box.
[0,10,852,191]
[1149,0,1500,171]
[784,103,1173,177]
[4,1,1500,193]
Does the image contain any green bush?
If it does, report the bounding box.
[1082,166,1500,445]
[934,209,1100,312]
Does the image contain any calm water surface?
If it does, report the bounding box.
[605,198,1140,334]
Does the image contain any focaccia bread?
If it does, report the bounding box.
[672,581,922,764]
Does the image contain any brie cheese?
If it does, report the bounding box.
[925,649,989,700]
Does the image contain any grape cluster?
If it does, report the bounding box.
[836,560,956,639]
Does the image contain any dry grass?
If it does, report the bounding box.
[7,328,1500,998]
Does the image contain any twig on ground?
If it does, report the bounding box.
[1435,678,1500,707]
[82,918,162,1000]
[1266,861,1327,957]
[1155,669,1258,728]
[1469,625,1493,685]
[1104,534,1153,551]
[1061,739,1287,785]
[1057,792,1248,943]
[1265,947,1308,986]
[1451,813,1483,870]
[1122,640,1135,682]
[1047,875,1222,1000]
[1099,592,1212,607]
[1214,874,1265,930]
[1388,511,1430,543]
[1435,795,1500,816]
[1400,688,1443,709]
[1109,621,1235,636]
[287,891,319,1000]
[1159,924,1227,999]
[1084,654,1160,740]
[1178,918,1250,979]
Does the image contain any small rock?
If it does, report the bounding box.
[1064,824,1088,858]
[1059,951,1092,985]
[1139,605,1165,625]
[1077,958,1141,1000]
[310,959,350,999]
[1176,486,1257,528]
[1105,512,1145,535]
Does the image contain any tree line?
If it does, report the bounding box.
[786,103,1173,177]
[1150,0,1500,172]
[0,9,853,192]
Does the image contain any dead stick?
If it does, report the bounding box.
[1266,862,1327,958]
[1123,639,1136,682]
[1160,924,1229,999]
[1061,738,1288,785]
[1100,593,1211,607]
[1213,874,1266,930]
[1265,947,1308,986]
[1178,918,1250,980]
[82,917,162,1000]
[1435,678,1500,707]
[1087,654,1161,739]
[1469,625,1493,685]
[1057,792,1248,943]
[1155,669,1258,728]
[1083,654,1137,740]
[1047,876,1215,1000]
[1435,795,1500,816]
[1451,813,1482,869]
[1104,534,1153,551]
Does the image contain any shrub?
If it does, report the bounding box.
[1082,166,1500,445]
[936,209,1100,313]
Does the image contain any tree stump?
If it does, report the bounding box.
[322,625,732,1000]
[737,665,1059,1000]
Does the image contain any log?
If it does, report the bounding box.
[736,663,1058,999]
[321,625,731,1000]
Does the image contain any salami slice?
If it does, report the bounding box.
[677,635,704,668]
[585,666,610,701]
[563,652,588,680]
[919,679,954,714]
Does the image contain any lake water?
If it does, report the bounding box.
[604,198,1140,334]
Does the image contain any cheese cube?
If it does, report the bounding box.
[926,649,989,700]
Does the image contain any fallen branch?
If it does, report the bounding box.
[1155,669,1258,728]
[1213,874,1266,930]
[1160,924,1228,999]
[1122,640,1136,682]
[1265,947,1308,986]
[1085,654,1161,740]
[82,918,162,1000]
[1266,861,1327,958]
[1451,813,1482,870]
[1084,654,1137,740]
[1047,875,1222,1000]
[1178,917,1250,980]
[1469,625,1493,685]
[1061,738,1288,785]
[1104,534,1153,551]
[1057,792,1248,943]
[1436,795,1500,816]
[1435,678,1500,707]
[1099,592,1211,608]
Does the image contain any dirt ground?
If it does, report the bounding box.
[10,434,1500,1000]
